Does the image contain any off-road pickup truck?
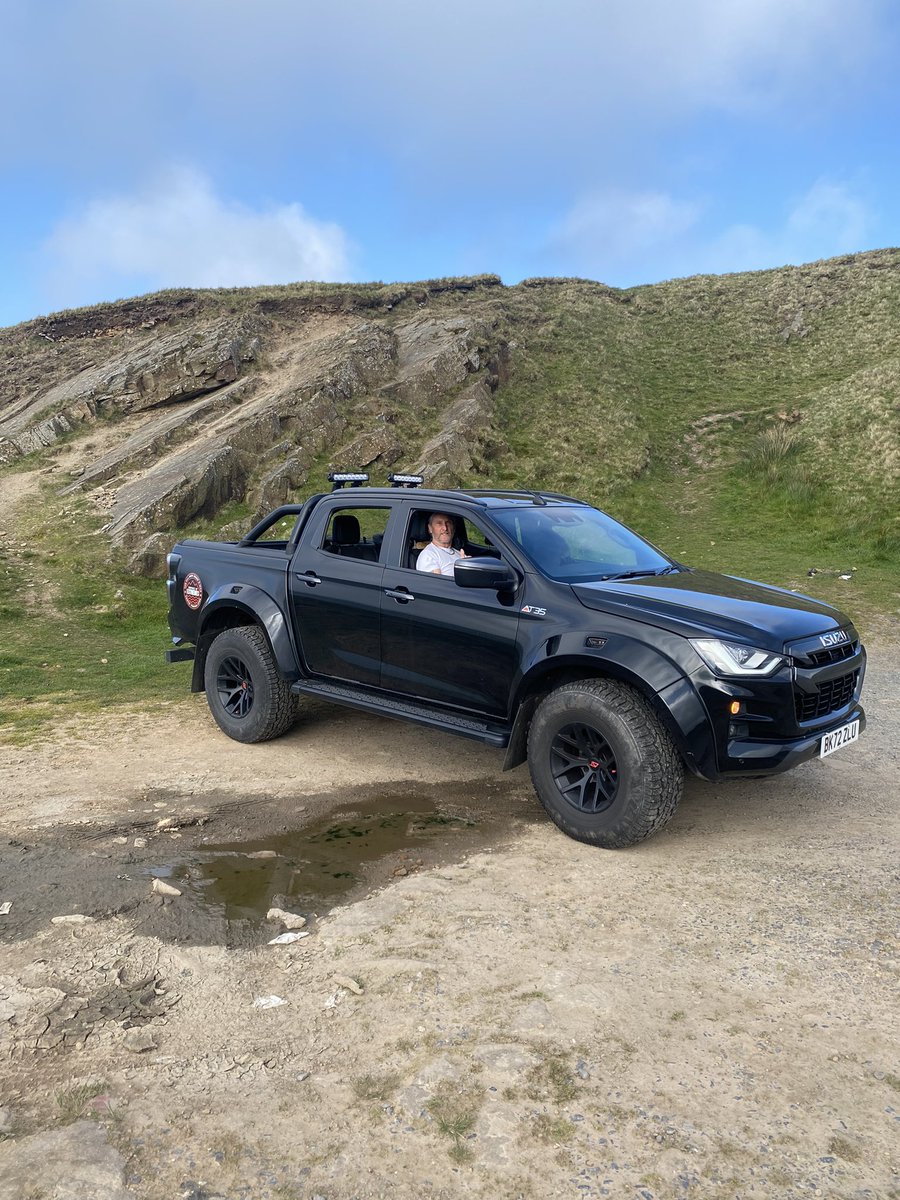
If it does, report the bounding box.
[165,474,866,848]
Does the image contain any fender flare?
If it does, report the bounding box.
[503,645,712,777]
[191,584,299,691]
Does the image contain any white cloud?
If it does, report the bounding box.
[2,1,891,179]
[785,181,871,252]
[41,168,351,307]
[704,180,873,275]
[550,179,874,284]
[551,190,703,270]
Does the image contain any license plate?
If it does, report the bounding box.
[820,719,860,759]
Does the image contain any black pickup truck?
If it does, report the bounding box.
[165,474,866,848]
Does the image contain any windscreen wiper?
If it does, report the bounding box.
[606,566,681,580]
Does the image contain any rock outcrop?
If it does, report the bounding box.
[0,287,508,575]
[0,315,261,464]
[416,380,499,488]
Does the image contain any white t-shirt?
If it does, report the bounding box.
[416,542,462,576]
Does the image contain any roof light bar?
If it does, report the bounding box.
[328,471,369,490]
[388,473,424,488]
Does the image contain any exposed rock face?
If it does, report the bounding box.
[0,289,508,575]
[417,379,499,488]
[57,376,261,496]
[128,531,173,578]
[108,442,247,546]
[334,426,403,473]
[0,315,261,463]
[255,454,313,515]
[390,315,487,402]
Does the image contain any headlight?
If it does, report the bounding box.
[691,638,784,677]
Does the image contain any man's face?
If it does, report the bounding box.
[428,513,454,546]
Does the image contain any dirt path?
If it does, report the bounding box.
[0,655,898,1199]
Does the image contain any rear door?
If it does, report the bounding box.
[378,505,522,716]
[288,499,394,687]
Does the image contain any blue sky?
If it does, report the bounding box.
[1,0,898,328]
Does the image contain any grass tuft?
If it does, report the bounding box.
[426,1082,481,1162]
[55,1080,108,1124]
[532,1113,576,1143]
[352,1072,400,1102]
[525,1052,579,1105]
[746,425,805,480]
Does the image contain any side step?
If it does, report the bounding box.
[291,679,510,748]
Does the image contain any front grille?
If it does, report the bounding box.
[804,641,857,667]
[795,669,859,722]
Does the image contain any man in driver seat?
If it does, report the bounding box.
[416,512,469,576]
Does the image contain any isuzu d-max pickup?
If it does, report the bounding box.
[165,474,866,848]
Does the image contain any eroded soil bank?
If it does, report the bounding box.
[0,658,898,1199]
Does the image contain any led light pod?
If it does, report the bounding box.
[328,471,369,490]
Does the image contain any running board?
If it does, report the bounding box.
[290,679,510,748]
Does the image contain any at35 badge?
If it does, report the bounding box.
[183,572,204,611]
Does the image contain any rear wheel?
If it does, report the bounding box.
[203,626,297,743]
[527,679,682,848]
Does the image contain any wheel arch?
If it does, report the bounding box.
[503,655,696,772]
[191,587,297,693]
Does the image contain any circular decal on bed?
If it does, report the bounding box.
[183,572,204,611]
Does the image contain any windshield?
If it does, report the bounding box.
[492,505,673,583]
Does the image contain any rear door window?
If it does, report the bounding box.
[320,507,391,564]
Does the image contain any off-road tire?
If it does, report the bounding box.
[203,625,297,744]
[527,679,682,849]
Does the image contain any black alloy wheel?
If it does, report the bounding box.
[203,625,298,743]
[216,654,255,719]
[550,722,619,813]
[527,679,683,848]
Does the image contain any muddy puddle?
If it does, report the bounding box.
[153,798,490,926]
[1,779,540,947]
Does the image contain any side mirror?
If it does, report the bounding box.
[454,556,517,591]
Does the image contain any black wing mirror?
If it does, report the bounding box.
[454,557,517,591]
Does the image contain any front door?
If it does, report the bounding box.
[379,508,521,716]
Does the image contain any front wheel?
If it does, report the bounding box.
[527,680,683,849]
[203,625,297,743]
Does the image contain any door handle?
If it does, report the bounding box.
[297,572,322,586]
[384,588,415,603]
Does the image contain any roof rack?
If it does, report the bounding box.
[462,488,583,506]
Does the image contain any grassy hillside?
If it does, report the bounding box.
[0,252,897,738]
[488,255,900,617]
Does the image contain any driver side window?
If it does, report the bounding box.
[457,516,496,555]
[406,510,498,573]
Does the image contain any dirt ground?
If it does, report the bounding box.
[0,653,897,1200]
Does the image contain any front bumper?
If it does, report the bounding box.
[717,701,866,777]
[679,637,866,780]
